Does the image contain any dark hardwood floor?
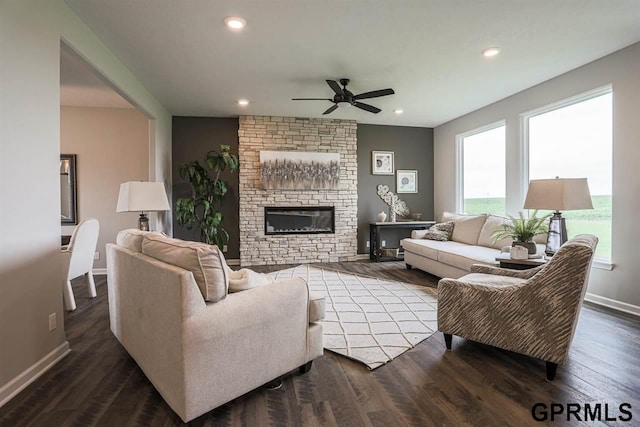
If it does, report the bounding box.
[1,261,639,426]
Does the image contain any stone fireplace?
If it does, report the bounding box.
[238,116,358,266]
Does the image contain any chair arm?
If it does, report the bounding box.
[470,263,543,279]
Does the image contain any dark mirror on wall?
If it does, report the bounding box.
[60,154,77,225]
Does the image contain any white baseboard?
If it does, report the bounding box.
[93,268,107,275]
[585,292,640,317]
[0,341,71,407]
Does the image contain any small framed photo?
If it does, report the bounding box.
[397,170,418,193]
[372,151,394,175]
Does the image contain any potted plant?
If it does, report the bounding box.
[175,144,239,248]
[492,210,550,255]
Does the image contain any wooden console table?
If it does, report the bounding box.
[369,221,435,262]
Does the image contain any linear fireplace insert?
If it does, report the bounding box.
[265,206,335,235]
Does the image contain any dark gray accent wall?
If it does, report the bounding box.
[357,124,434,254]
[172,117,240,259]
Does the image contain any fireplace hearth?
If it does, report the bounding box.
[265,206,335,235]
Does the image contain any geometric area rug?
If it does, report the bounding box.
[268,265,439,370]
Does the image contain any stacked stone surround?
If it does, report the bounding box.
[238,115,358,266]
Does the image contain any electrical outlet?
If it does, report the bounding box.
[223,245,228,252]
[366,240,370,248]
[48,313,56,332]
[94,252,100,260]
[382,240,386,247]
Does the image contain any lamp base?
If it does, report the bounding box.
[138,212,150,231]
[546,211,567,256]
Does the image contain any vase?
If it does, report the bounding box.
[377,211,387,222]
[513,241,537,255]
[389,200,396,222]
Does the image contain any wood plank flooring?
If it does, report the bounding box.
[1,260,639,426]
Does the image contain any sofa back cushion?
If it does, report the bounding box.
[441,212,487,245]
[116,229,167,253]
[142,234,229,302]
[477,215,514,249]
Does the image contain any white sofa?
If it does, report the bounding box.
[106,230,324,422]
[402,212,545,279]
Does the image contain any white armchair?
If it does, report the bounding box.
[62,218,100,311]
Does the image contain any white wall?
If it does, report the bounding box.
[434,42,640,311]
[0,0,172,402]
[61,107,150,270]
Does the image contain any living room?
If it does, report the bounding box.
[2,1,640,425]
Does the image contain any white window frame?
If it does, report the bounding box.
[520,85,613,269]
[455,120,506,214]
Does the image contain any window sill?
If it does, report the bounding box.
[592,259,614,271]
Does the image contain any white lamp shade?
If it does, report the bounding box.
[116,181,170,212]
[524,178,593,211]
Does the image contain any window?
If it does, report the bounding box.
[527,89,612,259]
[458,124,506,215]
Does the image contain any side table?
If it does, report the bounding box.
[370,221,435,262]
[495,254,547,270]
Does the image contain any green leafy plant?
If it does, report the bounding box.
[492,210,551,243]
[175,145,239,247]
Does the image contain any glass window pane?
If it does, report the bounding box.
[462,126,506,215]
[528,92,612,259]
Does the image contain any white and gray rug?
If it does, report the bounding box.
[269,265,438,370]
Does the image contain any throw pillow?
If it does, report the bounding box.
[422,221,454,241]
[228,268,274,293]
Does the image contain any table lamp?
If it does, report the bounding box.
[523,177,593,256]
[116,181,170,231]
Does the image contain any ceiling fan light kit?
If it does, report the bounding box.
[292,78,395,115]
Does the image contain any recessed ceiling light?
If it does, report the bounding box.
[237,99,249,106]
[224,16,246,30]
[393,109,404,115]
[482,47,500,58]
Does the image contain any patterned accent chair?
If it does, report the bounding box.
[437,234,598,380]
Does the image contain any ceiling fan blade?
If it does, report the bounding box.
[323,104,339,115]
[291,98,333,101]
[354,102,381,114]
[354,88,395,100]
[326,80,344,96]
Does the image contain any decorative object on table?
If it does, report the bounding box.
[269,265,438,370]
[117,181,170,231]
[371,151,394,175]
[376,184,410,217]
[509,245,529,260]
[491,210,550,255]
[389,198,397,222]
[259,150,339,190]
[410,212,423,220]
[524,177,593,256]
[176,144,239,246]
[377,211,387,222]
[60,154,78,225]
[396,170,418,193]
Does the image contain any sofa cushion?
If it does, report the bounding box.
[441,212,487,245]
[436,244,500,272]
[422,221,454,241]
[142,235,229,302]
[116,229,167,252]
[309,293,326,323]
[456,272,527,288]
[401,239,469,261]
[228,268,274,293]
[477,215,514,249]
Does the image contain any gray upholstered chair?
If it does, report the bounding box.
[437,234,598,380]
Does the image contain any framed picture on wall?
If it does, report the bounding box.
[372,151,394,175]
[397,170,418,193]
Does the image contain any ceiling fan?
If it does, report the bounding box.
[292,79,395,115]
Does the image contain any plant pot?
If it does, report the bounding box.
[513,241,537,255]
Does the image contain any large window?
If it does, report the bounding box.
[527,89,612,259]
[459,124,506,215]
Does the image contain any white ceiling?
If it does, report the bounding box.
[60,43,133,109]
[65,0,640,127]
